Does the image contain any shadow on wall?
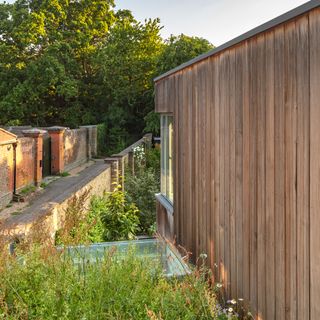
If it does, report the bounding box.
[0,145,13,209]
[64,128,88,170]
[15,137,36,190]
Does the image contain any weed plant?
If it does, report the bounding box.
[0,244,223,320]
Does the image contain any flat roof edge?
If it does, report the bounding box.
[154,0,320,82]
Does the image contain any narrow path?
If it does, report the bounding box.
[1,160,109,230]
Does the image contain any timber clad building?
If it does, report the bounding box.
[155,1,320,319]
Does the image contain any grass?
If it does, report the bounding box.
[0,245,225,320]
[20,185,36,196]
[58,171,70,177]
[40,182,48,189]
[11,211,22,216]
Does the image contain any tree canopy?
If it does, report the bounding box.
[0,0,213,153]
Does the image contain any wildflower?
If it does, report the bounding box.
[199,253,207,259]
[216,283,223,288]
[228,307,233,313]
[238,298,244,302]
[230,299,237,305]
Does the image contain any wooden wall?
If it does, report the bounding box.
[155,8,320,320]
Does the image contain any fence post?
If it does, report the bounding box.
[79,125,98,160]
[104,157,119,190]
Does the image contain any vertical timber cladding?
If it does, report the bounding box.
[154,7,320,320]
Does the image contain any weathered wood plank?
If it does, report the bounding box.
[229,48,237,298]
[213,55,221,283]
[310,8,320,320]
[248,37,258,314]
[274,25,286,320]
[219,52,227,289]
[265,29,276,320]
[284,20,298,320]
[242,40,250,301]
[235,43,244,300]
[256,33,266,320]
[296,14,310,320]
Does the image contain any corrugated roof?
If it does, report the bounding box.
[154,0,320,82]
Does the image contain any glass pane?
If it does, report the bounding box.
[168,117,173,203]
[160,115,173,204]
[160,115,167,196]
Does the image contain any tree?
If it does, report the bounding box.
[93,10,163,153]
[144,34,214,136]
[156,34,214,75]
[0,0,115,126]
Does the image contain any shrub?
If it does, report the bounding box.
[145,147,160,178]
[125,168,159,234]
[125,146,160,234]
[90,185,140,241]
[55,190,104,246]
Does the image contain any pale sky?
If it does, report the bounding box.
[4,0,309,46]
[115,0,308,46]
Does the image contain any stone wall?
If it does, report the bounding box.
[0,133,152,240]
[64,128,88,171]
[0,161,112,242]
[0,125,98,206]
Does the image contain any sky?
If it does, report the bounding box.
[116,0,308,46]
[4,0,309,46]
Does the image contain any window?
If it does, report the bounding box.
[161,115,173,203]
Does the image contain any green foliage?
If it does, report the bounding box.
[144,110,160,136]
[145,147,161,178]
[90,185,140,241]
[125,147,160,234]
[55,190,101,246]
[0,247,224,319]
[97,123,108,156]
[157,34,214,75]
[0,1,213,155]
[20,184,36,195]
[58,171,70,177]
[0,0,115,126]
[40,182,48,189]
[94,10,164,153]
[125,168,159,234]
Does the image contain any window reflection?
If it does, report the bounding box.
[161,115,173,203]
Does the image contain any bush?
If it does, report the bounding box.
[90,185,140,241]
[125,168,159,234]
[55,190,104,246]
[125,147,160,234]
[97,123,108,156]
[0,247,224,319]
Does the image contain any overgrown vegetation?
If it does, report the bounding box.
[55,186,140,245]
[19,185,36,196]
[90,185,140,241]
[0,244,229,320]
[125,146,160,234]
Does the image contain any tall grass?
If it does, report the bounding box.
[0,245,222,319]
